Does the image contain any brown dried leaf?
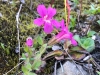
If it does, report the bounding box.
[43,50,64,60]
[70,52,86,60]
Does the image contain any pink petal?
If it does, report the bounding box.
[60,19,65,30]
[71,38,77,46]
[37,5,47,17]
[52,19,60,29]
[57,33,70,41]
[44,23,53,34]
[60,20,68,31]
[56,31,65,39]
[26,37,33,47]
[33,18,44,26]
[47,6,56,18]
[68,32,77,46]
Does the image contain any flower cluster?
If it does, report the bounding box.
[33,4,77,46]
[33,5,59,34]
[56,19,77,46]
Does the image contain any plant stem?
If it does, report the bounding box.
[64,0,67,26]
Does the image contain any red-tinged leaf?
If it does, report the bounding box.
[63,40,71,50]
[70,51,86,60]
[70,46,84,51]
[55,55,64,60]
[43,50,64,60]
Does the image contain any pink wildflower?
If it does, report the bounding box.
[26,37,33,47]
[56,20,77,46]
[33,4,59,34]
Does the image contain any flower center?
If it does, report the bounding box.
[43,15,51,23]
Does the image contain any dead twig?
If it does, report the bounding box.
[63,44,85,75]
[16,3,22,64]
[3,61,24,75]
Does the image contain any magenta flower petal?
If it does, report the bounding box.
[26,37,33,47]
[33,18,44,26]
[56,31,65,39]
[47,7,56,18]
[57,34,70,41]
[37,5,47,17]
[60,19,65,30]
[34,4,58,34]
[44,23,53,34]
[71,38,77,46]
[52,19,60,29]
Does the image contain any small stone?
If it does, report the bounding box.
[52,45,62,51]
[92,35,96,40]
[20,0,25,4]
[15,46,19,53]
[0,13,3,17]
[53,61,89,75]
[73,29,77,33]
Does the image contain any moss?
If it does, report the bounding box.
[0,1,37,74]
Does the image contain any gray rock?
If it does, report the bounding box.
[52,45,62,51]
[53,61,89,75]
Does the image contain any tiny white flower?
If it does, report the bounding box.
[92,35,96,40]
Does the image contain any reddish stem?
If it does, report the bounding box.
[50,0,55,7]
[66,0,71,26]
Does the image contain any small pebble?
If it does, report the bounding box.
[92,35,96,40]
[52,45,62,51]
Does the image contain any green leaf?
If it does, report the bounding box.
[22,66,28,74]
[74,35,95,52]
[32,59,42,70]
[32,44,47,70]
[70,46,83,51]
[24,46,29,52]
[22,53,26,58]
[90,3,95,10]
[69,16,76,30]
[72,0,79,5]
[82,38,95,52]
[39,44,47,55]
[43,50,63,60]
[28,72,36,75]
[35,44,47,59]
[33,38,38,48]
[73,35,82,45]
[25,63,32,71]
[97,71,100,75]
[87,30,96,37]
[37,36,43,45]
[20,58,26,60]
[6,48,10,55]
[97,20,100,25]
[1,43,5,50]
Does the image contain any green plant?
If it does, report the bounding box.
[97,20,100,25]
[74,35,95,52]
[33,35,44,48]
[97,71,100,75]
[72,0,79,6]
[69,15,76,30]
[87,30,96,37]
[21,44,47,75]
[0,43,10,54]
[84,3,100,15]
